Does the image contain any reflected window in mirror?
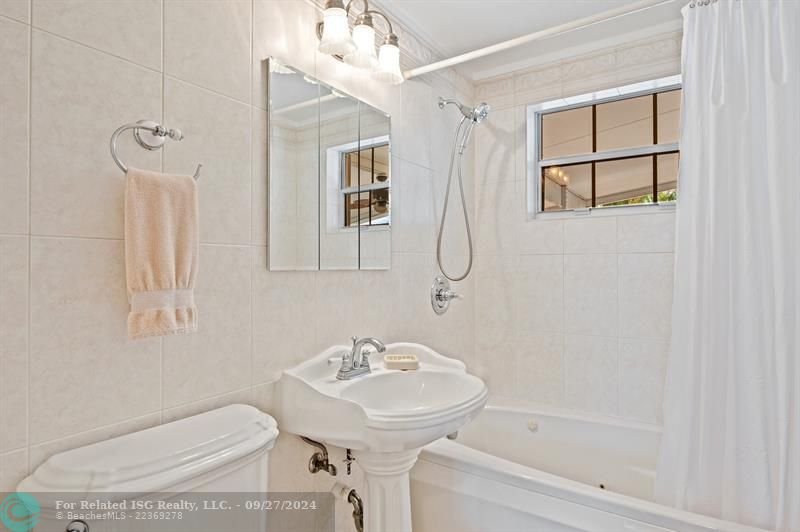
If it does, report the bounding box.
[342,142,391,228]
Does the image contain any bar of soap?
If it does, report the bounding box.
[384,354,420,370]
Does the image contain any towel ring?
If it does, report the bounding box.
[110,120,202,180]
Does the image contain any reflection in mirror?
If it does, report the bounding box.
[319,81,360,270]
[355,104,391,270]
[267,58,391,271]
[268,61,320,270]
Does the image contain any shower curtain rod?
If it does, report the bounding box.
[403,0,676,80]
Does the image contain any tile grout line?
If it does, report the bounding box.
[26,23,253,109]
[26,0,33,474]
[616,219,622,416]
[560,219,566,405]
[249,0,255,399]
[159,0,165,425]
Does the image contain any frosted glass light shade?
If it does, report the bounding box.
[373,43,403,85]
[318,7,355,56]
[345,23,378,70]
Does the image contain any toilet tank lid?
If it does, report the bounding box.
[18,405,279,494]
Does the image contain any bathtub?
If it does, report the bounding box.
[410,404,767,532]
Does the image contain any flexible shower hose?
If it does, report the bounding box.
[436,116,475,282]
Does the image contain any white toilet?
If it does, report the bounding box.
[17,404,279,532]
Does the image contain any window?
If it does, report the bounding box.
[340,141,391,227]
[529,76,681,215]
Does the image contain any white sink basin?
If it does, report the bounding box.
[340,370,480,412]
[276,342,487,452]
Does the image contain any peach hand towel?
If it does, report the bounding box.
[125,168,198,339]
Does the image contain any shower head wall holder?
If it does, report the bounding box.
[431,276,462,315]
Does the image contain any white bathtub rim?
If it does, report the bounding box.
[484,399,663,435]
[418,411,768,532]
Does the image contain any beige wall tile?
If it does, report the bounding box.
[162,244,252,407]
[164,78,252,245]
[564,254,618,337]
[33,0,162,69]
[398,79,432,169]
[517,219,564,255]
[515,331,564,405]
[0,236,28,452]
[164,0,251,103]
[252,249,317,384]
[619,253,674,339]
[474,179,521,256]
[251,108,268,246]
[618,212,676,253]
[393,160,435,254]
[0,18,29,234]
[251,381,275,414]
[474,106,516,184]
[475,254,517,331]
[0,449,28,492]
[267,433,316,492]
[315,271,364,349]
[358,254,430,345]
[619,338,669,423]
[473,326,517,399]
[28,413,160,471]
[28,237,160,443]
[30,31,161,238]
[564,334,618,415]
[251,1,318,111]
[564,217,617,254]
[515,254,564,334]
[0,0,29,23]
[162,388,252,424]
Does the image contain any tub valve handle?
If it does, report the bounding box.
[66,520,89,532]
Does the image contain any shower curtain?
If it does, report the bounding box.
[655,1,800,530]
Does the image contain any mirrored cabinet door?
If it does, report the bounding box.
[267,61,320,271]
[318,81,360,270]
[266,58,392,271]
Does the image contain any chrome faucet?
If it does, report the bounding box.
[337,336,386,380]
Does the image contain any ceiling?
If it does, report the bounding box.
[378,0,684,80]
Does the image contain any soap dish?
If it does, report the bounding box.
[384,354,420,371]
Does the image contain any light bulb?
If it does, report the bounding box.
[372,34,403,85]
[345,19,378,70]
[318,1,355,56]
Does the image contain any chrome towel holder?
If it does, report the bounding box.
[109,120,202,180]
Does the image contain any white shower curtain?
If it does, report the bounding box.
[655,1,800,530]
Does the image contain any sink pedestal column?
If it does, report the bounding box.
[354,449,421,532]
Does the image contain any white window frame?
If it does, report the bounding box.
[325,134,391,232]
[527,74,682,219]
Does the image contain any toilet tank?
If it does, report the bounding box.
[16,405,279,531]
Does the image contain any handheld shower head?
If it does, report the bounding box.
[472,102,490,123]
[438,97,490,124]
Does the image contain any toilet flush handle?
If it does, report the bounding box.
[66,520,89,532]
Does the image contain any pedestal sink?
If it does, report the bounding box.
[276,342,488,532]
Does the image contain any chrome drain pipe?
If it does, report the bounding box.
[332,482,364,532]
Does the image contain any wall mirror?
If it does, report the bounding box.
[267,58,391,271]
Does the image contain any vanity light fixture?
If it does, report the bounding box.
[345,13,379,69]
[373,32,403,85]
[318,0,355,55]
[317,0,404,85]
